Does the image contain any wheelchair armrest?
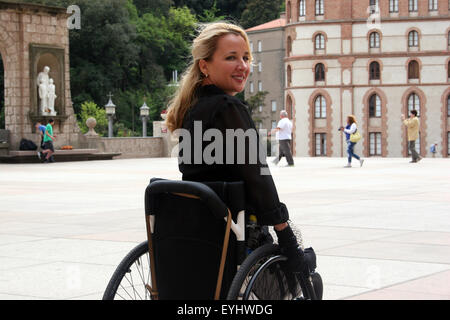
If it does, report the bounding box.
[145,179,229,220]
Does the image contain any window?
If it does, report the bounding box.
[315,63,325,81]
[315,0,324,15]
[447,95,450,117]
[250,81,254,93]
[287,36,292,57]
[369,94,381,117]
[258,61,262,72]
[287,65,292,86]
[315,133,327,156]
[250,63,254,73]
[257,40,262,52]
[369,132,382,156]
[370,0,379,13]
[258,106,262,113]
[409,0,418,12]
[429,0,438,11]
[408,31,419,47]
[314,95,326,118]
[390,0,399,12]
[369,32,380,48]
[272,121,277,129]
[369,61,380,80]
[271,100,277,112]
[448,132,450,155]
[299,0,306,17]
[315,34,325,50]
[258,81,262,92]
[408,93,420,116]
[408,60,419,79]
[250,41,253,52]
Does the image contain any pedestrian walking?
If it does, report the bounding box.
[271,110,294,166]
[41,118,56,163]
[339,115,364,168]
[402,110,421,163]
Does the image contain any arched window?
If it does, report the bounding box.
[287,65,292,87]
[287,36,292,57]
[408,60,419,79]
[369,94,381,117]
[408,93,420,116]
[299,0,306,17]
[315,34,325,50]
[315,63,325,81]
[287,1,292,23]
[409,0,418,12]
[408,31,419,47]
[447,94,450,117]
[369,61,380,80]
[315,0,324,15]
[314,95,326,118]
[369,32,380,48]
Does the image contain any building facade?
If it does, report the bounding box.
[245,17,286,134]
[284,0,450,157]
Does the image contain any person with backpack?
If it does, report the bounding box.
[35,121,47,159]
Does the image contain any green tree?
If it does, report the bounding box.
[77,101,108,136]
[240,0,283,29]
[245,90,269,121]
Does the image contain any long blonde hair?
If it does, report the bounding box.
[165,22,253,132]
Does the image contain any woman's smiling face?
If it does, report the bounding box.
[199,33,251,96]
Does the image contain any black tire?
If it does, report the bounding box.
[311,272,323,300]
[102,241,154,300]
[227,244,302,300]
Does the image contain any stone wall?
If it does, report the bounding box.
[100,137,163,159]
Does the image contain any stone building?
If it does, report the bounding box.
[0,0,81,150]
[245,16,286,133]
[284,0,450,158]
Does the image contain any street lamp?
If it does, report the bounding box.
[105,92,116,138]
[140,101,150,137]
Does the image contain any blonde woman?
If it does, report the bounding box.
[339,115,364,168]
[166,22,314,286]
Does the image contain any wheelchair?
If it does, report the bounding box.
[102,178,323,300]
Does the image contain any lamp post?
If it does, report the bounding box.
[140,101,150,137]
[105,92,116,138]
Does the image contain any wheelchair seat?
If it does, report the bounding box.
[145,178,246,300]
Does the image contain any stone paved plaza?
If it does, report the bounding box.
[0,156,449,300]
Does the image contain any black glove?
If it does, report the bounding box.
[275,225,309,276]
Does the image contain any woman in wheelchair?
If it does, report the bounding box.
[166,22,317,291]
[104,22,321,301]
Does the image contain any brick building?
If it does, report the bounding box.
[284,0,450,158]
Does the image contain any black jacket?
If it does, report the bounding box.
[178,85,289,226]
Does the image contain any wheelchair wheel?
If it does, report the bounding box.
[227,244,303,300]
[103,241,153,300]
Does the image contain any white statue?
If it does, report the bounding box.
[47,78,57,116]
[37,66,57,116]
[38,78,48,114]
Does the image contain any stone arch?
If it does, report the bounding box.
[361,88,389,157]
[401,87,428,157]
[307,89,333,156]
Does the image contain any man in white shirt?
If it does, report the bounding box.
[271,110,294,166]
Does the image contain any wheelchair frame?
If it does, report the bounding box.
[103,178,320,300]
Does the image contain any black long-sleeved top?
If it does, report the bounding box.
[178,85,289,226]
